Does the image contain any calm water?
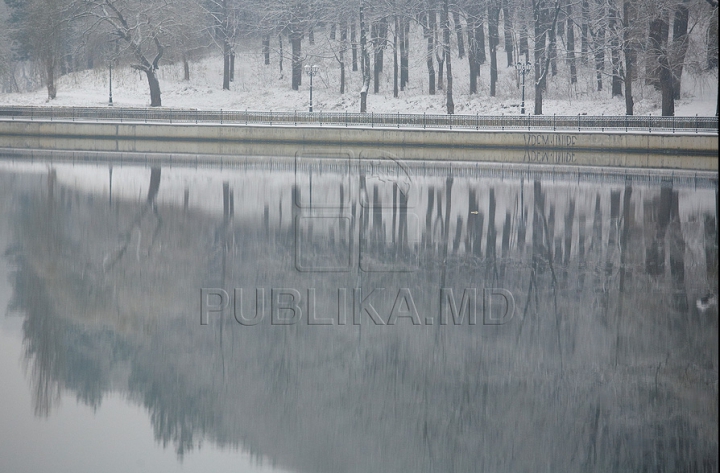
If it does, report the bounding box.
[0,154,717,473]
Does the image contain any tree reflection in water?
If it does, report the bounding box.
[4,158,718,473]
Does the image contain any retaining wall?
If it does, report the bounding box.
[0,120,717,170]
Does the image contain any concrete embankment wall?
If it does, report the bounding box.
[0,120,717,170]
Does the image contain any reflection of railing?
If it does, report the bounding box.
[0,106,717,133]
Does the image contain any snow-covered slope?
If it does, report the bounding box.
[0,42,717,117]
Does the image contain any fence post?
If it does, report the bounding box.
[345,110,348,127]
[476,113,479,130]
[695,114,698,133]
[371,112,374,128]
[672,115,675,133]
[578,114,580,132]
[424,112,426,129]
[502,113,504,131]
[649,113,651,133]
[398,111,400,128]
[553,113,555,131]
[601,113,603,132]
[449,114,452,130]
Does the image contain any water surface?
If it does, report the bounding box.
[0,154,717,473]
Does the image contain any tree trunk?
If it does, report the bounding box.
[146,68,161,107]
[567,2,577,84]
[183,54,190,81]
[399,19,406,90]
[660,53,675,116]
[279,34,283,75]
[444,0,454,114]
[623,0,635,114]
[533,0,548,105]
[489,1,499,96]
[373,49,381,93]
[340,52,346,95]
[519,22,528,60]
[707,7,719,69]
[539,1,550,92]
[351,22,358,71]
[581,0,589,64]
[360,1,370,112]
[646,15,669,88]
[437,50,445,90]
[534,80,543,115]
[378,18,387,72]
[609,5,622,97]
[223,41,231,90]
[402,20,410,88]
[424,10,436,95]
[557,0,565,37]
[671,2,689,100]
[229,50,235,81]
[395,15,400,97]
[533,0,560,115]
[549,21,557,76]
[291,33,302,90]
[453,10,465,58]
[45,57,56,100]
[503,2,513,66]
[263,35,270,65]
[468,14,478,93]
[340,24,346,94]
[372,22,380,93]
[593,0,605,92]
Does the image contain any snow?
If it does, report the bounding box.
[0,40,717,117]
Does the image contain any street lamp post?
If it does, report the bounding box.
[515,61,532,115]
[108,61,113,106]
[304,64,319,112]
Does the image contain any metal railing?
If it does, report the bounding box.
[0,106,717,133]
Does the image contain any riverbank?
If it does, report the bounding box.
[0,119,717,170]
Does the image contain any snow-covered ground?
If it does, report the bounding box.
[0,42,717,117]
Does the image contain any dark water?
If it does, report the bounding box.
[0,155,717,473]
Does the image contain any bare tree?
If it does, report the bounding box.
[489,0,500,96]
[422,0,436,95]
[360,0,370,111]
[5,0,72,99]
[443,0,454,113]
[533,0,560,114]
[622,0,638,114]
[200,0,240,90]
[81,0,186,106]
[565,0,577,84]
[502,0,513,66]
